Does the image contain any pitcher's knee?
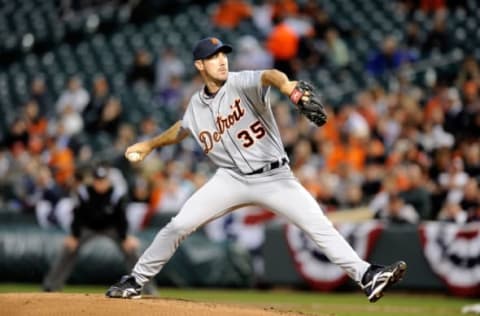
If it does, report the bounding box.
[165,218,196,238]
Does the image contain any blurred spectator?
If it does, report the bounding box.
[376,105,405,150]
[56,76,90,115]
[361,161,384,199]
[312,6,344,40]
[181,73,204,113]
[418,106,455,153]
[47,135,76,188]
[290,137,321,171]
[233,35,273,71]
[23,101,48,156]
[374,193,420,224]
[252,0,275,36]
[54,77,89,137]
[154,48,185,93]
[404,22,423,54]
[366,36,417,77]
[442,87,463,136]
[23,100,48,138]
[57,103,84,136]
[468,207,480,222]
[296,165,324,203]
[3,117,29,155]
[356,92,380,130]
[457,81,480,138]
[284,5,316,69]
[34,165,67,229]
[340,104,370,140]
[212,0,252,29]
[462,141,480,178]
[427,147,451,215]
[437,201,468,224]
[439,157,469,204]
[456,55,480,91]
[83,75,111,130]
[395,0,418,17]
[316,170,340,210]
[339,182,365,209]
[364,137,386,166]
[421,12,451,55]
[324,28,350,70]
[271,0,298,20]
[459,178,480,216]
[49,120,84,157]
[30,77,53,117]
[396,0,446,15]
[334,161,363,207]
[323,134,367,174]
[87,97,123,138]
[369,174,400,215]
[127,50,155,87]
[422,83,450,126]
[113,123,136,154]
[5,156,35,213]
[156,163,195,214]
[138,116,160,141]
[266,15,299,79]
[399,164,432,220]
[157,75,183,113]
[419,0,446,13]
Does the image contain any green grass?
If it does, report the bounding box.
[0,283,475,316]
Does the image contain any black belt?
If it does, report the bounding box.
[246,158,288,175]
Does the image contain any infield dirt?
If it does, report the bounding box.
[0,293,309,316]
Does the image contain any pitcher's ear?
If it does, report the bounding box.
[194,60,203,71]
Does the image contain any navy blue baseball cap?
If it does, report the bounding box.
[192,37,232,60]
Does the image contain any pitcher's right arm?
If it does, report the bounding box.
[125,120,190,162]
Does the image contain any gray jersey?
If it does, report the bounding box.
[182,71,288,174]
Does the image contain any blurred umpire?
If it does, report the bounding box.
[43,164,155,294]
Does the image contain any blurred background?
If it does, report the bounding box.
[0,0,479,298]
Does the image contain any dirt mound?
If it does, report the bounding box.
[0,293,305,316]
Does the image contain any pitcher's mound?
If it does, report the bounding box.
[0,293,304,316]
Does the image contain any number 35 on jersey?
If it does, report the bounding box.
[198,99,266,154]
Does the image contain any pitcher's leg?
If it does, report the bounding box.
[107,230,158,296]
[258,179,369,282]
[132,170,248,286]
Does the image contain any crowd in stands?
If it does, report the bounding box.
[0,0,479,235]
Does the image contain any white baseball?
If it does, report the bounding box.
[127,152,141,162]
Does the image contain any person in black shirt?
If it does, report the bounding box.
[42,165,146,292]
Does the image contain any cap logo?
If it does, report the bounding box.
[210,37,220,45]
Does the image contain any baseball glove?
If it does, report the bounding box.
[289,80,327,126]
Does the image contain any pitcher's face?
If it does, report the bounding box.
[197,51,229,82]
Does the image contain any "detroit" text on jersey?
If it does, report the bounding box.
[199,99,246,154]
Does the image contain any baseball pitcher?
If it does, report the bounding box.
[106,37,406,302]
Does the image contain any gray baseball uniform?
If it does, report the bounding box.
[131,70,369,285]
